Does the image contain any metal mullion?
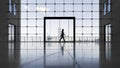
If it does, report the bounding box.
[27,0,28,42]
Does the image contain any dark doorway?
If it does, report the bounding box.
[44,17,75,42]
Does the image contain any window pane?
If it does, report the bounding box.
[14,3,17,15]
[104,2,107,15]
[9,0,12,13]
[108,0,111,12]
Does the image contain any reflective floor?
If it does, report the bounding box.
[7,42,100,68]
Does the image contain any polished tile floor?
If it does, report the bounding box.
[8,42,101,68]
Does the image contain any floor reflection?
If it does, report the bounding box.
[19,42,99,68]
[59,43,65,56]
[105,42,111,61]
[8,42,14,62]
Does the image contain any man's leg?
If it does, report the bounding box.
[59,37,62,42]
[63,37,65,42]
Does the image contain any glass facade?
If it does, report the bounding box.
[21,0,99,42]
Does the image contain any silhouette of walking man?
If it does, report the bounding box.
[59,29,65,42]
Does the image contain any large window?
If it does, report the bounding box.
[9,0,17,15]
[44,17,75,42]
[21,0,99,42]
[103,0,111,15]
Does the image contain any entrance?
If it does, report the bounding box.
[44,17,75,42]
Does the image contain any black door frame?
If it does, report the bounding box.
[44,17,75,43]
